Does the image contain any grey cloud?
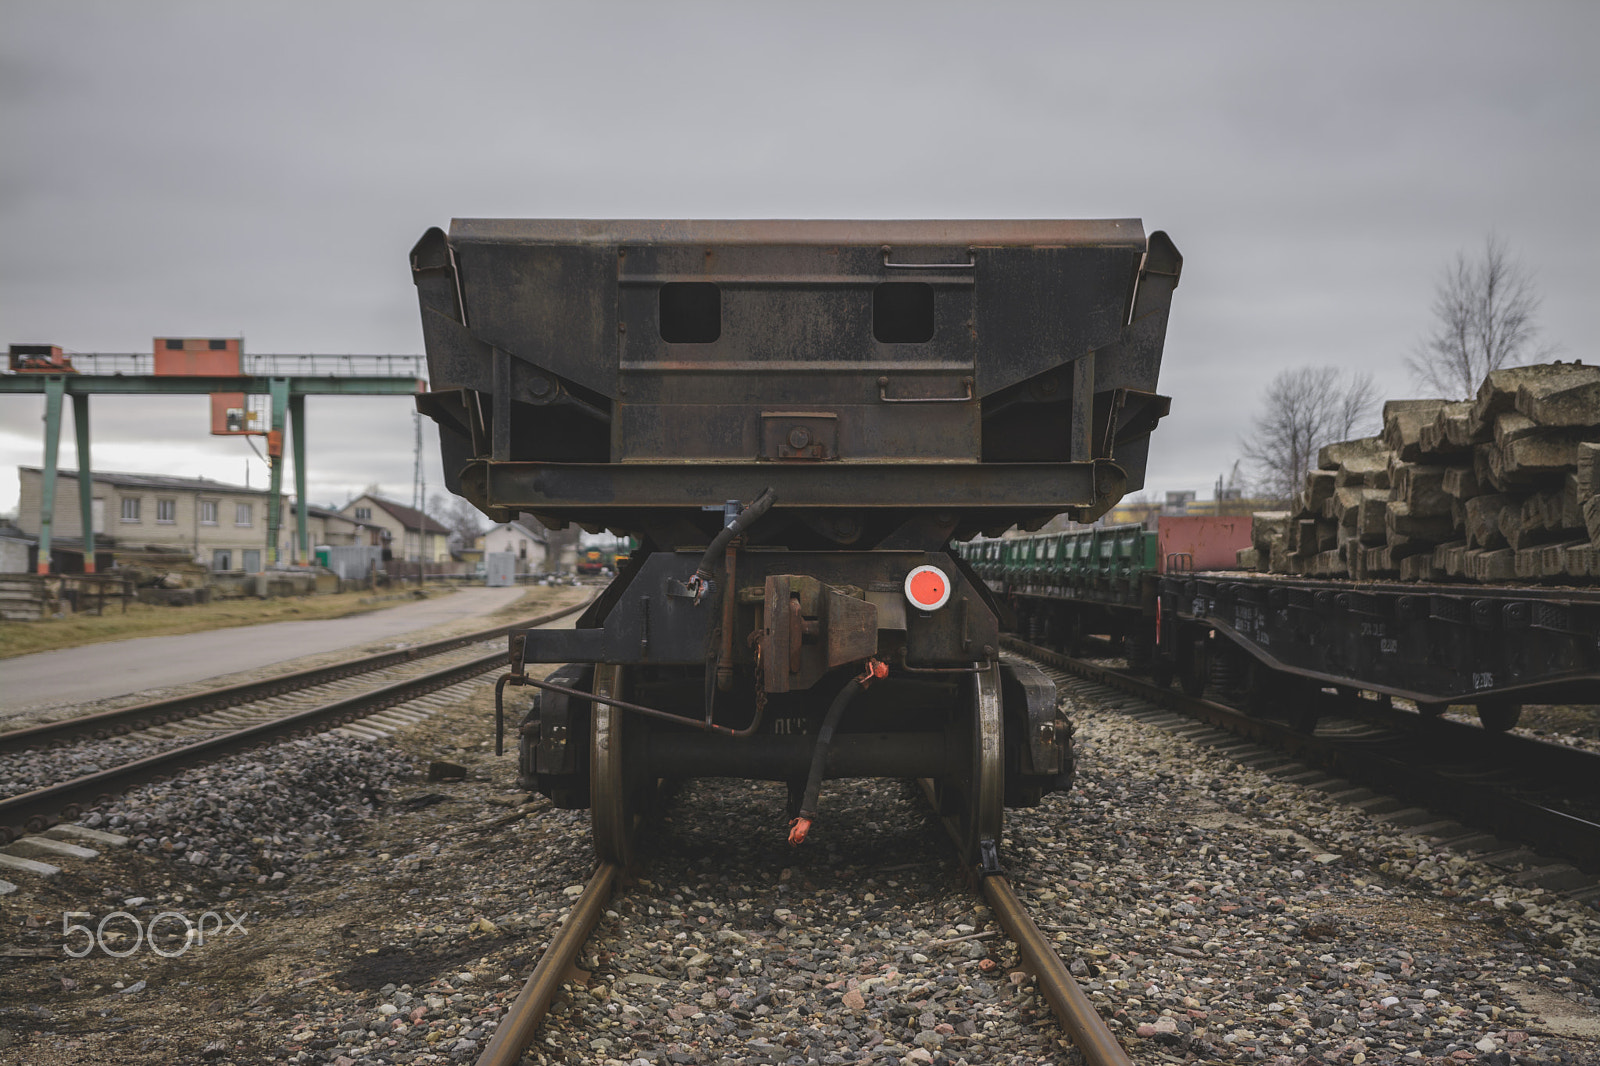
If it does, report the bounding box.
[2,1,1595,513]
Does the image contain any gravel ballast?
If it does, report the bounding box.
[3,666,1598,1065]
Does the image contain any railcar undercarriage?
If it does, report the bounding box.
[505,538,1073,865]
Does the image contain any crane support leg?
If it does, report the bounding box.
[36,376,65,575]
[73,393,94,573]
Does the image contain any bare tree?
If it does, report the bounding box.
[1407,232,1553,397]
[1240,367,1380,502]
[428,491,487,543]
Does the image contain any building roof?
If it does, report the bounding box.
[357,495,450,535]
[488,520,546,543]
[19,465,273,496]
[291,502,380,525]
[0,519,34,543]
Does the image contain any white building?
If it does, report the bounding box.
[16,467,279,572]
[481,520,547,572]
[338,494,451,563]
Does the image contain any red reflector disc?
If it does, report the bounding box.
[904,565,952,610]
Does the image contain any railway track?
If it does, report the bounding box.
[476,753,1139,1066]
[0,593,595,846]
[0,597,596,757]
[1004,635,1600,897]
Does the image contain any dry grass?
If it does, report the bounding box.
[0,588,454,660]
[488,583,592,617]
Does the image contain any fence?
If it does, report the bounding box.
[0,574,133,621]
[10,353,426,380]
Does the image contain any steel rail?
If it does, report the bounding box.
[1004,636,1600,874]
[0,592,596,753]
[914,777,1134,1066]
[0,648,504,843]
[0,597,594,843]
[981,875,1135,1066]
[475,862,620,1066]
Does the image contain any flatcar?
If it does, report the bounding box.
[412,218,1182,866]
[961,515,1250,658]
[970,514,1600,732]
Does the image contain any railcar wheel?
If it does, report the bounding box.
[954,664,1005,867]
[1065,613,1086,658]
[1283,680,1321,735]
[1243,659,1280,718]
[1476,700,1522,733]
[1178,634,1208,698]
[590,664,640,867]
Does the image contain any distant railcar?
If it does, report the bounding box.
[971,514,1600,732]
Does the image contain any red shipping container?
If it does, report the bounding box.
[1158,515,1253,573]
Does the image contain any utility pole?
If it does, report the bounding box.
[412,409,427,584]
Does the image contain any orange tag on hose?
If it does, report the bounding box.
[855,659,888,688]
[788,817,811,846]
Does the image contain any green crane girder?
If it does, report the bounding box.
[5,373,423,575]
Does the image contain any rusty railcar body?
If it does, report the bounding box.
[411,219,1181,865]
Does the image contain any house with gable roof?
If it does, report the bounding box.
[338,493,451,563]
[481,519,548,573]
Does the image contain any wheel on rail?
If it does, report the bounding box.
[955,663,1005,867]
[1476,699,1522,733]
[1177,633,1208,699]
[1064,612,1086,658]
[1242,658,1281,718]
[590,663,643,867]
[1282,677,1322,735]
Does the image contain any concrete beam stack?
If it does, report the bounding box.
[1244,362,1600,583]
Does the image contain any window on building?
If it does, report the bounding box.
[165,338,184,350]
[235,502,253,526]
[212,549,232,570]
[156,498,176,523]
[199,499,218,525]
[120,497,141,522]
[208,338,227,351]
[354,506,372,520]
[242,549,261,572]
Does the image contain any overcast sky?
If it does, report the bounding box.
[3,2,1596,519]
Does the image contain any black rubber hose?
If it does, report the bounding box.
[797,679,864,821]
[692,487,777,589]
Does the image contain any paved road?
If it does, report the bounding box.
[0,587,538,715]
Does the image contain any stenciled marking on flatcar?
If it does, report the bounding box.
[1472,672,1495,690]
[771,717,809,736]
[1360,621,1387,638]
[1380,638,1399,654]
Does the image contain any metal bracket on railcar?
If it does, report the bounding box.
[998,659,1075,803]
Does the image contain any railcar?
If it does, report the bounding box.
[973,514,1600,733]
[411,218,1182,865]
